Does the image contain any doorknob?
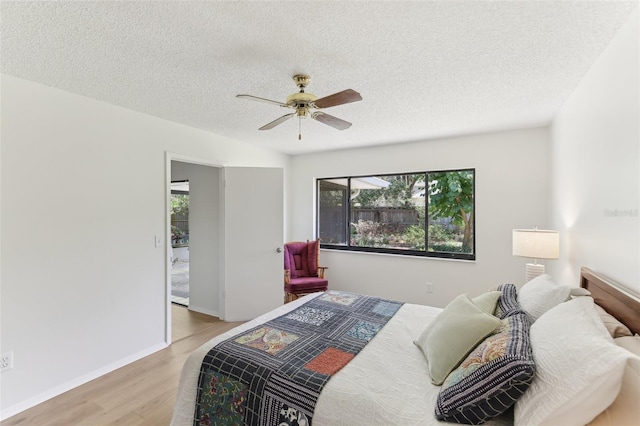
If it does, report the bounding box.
[276,247,283,253]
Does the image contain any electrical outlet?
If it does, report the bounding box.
[426,282,434,293]
[1,352,13,372]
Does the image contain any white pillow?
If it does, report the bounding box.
[593,304,632,338]
[588,336,640,425]
[515,296,631,426]
[517,274,590,323]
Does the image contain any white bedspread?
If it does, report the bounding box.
[171,293,512,426]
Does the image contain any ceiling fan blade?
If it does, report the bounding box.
[236,94,290,108]
[312,89,362,109]
[312,112,352,130]
[259,113,295,130]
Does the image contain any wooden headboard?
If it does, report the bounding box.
[580,267,640,335]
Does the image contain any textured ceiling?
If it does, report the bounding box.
[1,1,637,155]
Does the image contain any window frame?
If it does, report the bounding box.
[316,168,476,261]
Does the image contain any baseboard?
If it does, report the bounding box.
[188,305,219,318]
[0,342,168,421]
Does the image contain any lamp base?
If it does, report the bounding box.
[525,263,545,282]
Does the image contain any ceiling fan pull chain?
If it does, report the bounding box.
[299,115,302,140]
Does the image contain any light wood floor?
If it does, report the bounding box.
[1,304,244,426]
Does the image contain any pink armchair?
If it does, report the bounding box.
[284,239,328,303]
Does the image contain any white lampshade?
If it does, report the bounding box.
[513,229,559,282]
[512,229,559,259]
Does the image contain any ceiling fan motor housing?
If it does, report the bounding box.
[287,92,318,118]
[287,76,317,118]
[286,92,318,105]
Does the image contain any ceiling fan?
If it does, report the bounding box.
[236,74,362,140]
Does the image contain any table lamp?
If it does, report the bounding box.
[512,228,559,282]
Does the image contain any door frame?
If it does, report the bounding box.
[164,152,226,345]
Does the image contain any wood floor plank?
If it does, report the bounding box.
[93,360,182,411]
[1,306,245,426]
[171,304,220,342]
[76,410,150,426]
[133,388,179,425]
[2,399,104,426]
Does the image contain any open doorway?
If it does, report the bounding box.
[168,158,223,335]
[171,180,190,306]
[165,153,284,344]
[167,156,224,345]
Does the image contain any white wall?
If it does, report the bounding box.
[550,7,639,294]
[0,74,290,417]
[171,161,221,316]
[289,127,552,307]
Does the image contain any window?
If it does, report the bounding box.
[317,169,475,260]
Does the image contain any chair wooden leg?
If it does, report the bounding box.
[284,292,298,304]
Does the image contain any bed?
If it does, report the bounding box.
[171,267,640,425]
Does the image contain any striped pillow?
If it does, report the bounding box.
[435,284,536,424]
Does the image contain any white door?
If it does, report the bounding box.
[221,167,284,321]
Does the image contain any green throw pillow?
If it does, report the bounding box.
[414,294,502,385]
[472,291,502,315]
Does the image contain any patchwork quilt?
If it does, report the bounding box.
[193,291,403,426]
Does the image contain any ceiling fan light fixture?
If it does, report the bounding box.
[296,107,310,118]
